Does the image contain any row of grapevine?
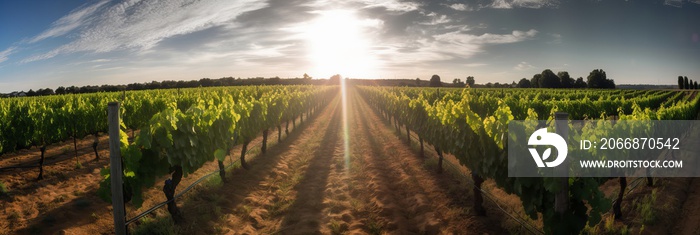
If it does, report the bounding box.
[97,85,338,222]
[0,94,113,178]
[0,86,334,179]
[0,94,113,155]
[378,87,681,120]
[357,86,698,234]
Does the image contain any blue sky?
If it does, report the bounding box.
[0,0,699,92]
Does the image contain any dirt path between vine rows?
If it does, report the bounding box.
[167,88,503,234]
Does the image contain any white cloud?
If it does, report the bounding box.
[432,29,538,47]
[514,61,535,71]
[448,3,473,11]
[420,14,452,25]
[490,0,559,9]
[22,0,268,63]
[359,0,421,12]
[380,29,538,67]
[465,63,488,67]
[664,0,683,7]
[0,47,17,63]
[549,33,562,43]
[470,29,538,44]
[490,0,512,9]
[90,59,111,63]
[663,0,700,7]
[28,1,109,43]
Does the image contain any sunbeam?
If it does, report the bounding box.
[341,76,350,172]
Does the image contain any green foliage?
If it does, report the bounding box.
[131,217,177,235]
[358,86,697,235]
[0,181,7,196]
[97,85,337,208]
[0,93,111,155]
[637,189,657,225]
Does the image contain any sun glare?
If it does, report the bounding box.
[306,10,380,79]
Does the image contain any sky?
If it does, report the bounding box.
[0,0,699,92]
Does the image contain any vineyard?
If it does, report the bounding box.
[1,85,699,234]
[357,86,700,234]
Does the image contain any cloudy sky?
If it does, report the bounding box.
[1,0,699,92]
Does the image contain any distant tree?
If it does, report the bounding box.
[466,76,475,87]
[429,74,442,87]
[608,79,616,89]
[146,81,161,90]
[540,69,561,88]
[485,82,493,88]
[66,86,79,94]
[55,86,66,95]
[27,89,36,96]
[452,78,464,86]
[679,76,685,89]
[415,78,421,86]
[517,78,532,88]
[199,78,214,87]
[511,81,517,88]
[531,74,542,88]
[587,69,615,89]
[127,83,145,90]
[79,85,98,93]
[329,74,341,84]
[303,73,312,80]
[37,88,54,96]
[574,77,587,88]
[99,84,118,92]
[558,71,574,88]
[695,81,698,90]
[684,76,689,90]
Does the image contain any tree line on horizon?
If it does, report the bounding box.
[4,70,693,98]
[1,74,324,98]
[431,69,616,89]
[677,76,698,90]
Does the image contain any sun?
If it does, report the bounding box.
[305,10,380,79]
